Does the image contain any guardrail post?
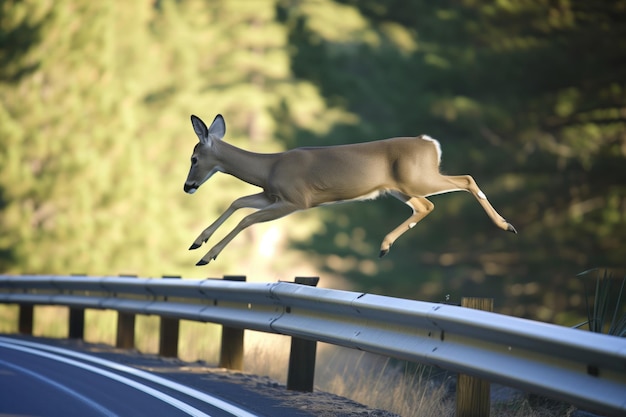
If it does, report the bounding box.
[219,275,246,370]
[116,274,137,349]
[18,304,34,335]
[68,307,85,339]
[68,274,86,339]
[287,276,320,392]
[159,275,181,358]
[456,297,493,417]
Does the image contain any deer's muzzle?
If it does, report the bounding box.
[184,183,198,194]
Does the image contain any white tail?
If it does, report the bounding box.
[184,114,516,265]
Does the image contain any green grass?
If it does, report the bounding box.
[574,268,626,336]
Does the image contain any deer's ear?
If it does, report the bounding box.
[191,115,210,144]
[208,114,226,142]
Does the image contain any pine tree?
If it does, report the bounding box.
[0,0,348,278]
[281,0,626,321]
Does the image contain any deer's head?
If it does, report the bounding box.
[184,114,226,194]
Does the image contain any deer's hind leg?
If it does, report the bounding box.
[379,192,434,257]
[431,175,516,233]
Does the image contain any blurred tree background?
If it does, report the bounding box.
[1,0,624,324]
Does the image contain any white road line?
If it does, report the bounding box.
[0,340,212,417]
[0,358,119,417]
[0,337,260,417]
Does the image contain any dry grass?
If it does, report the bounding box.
[315,346,455,416]
[0,305,581,417]
[492,396,578,417]
[240,331,454,416]
[0,306,222,361]
[0,304,18,333]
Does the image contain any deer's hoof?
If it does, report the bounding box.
[506,222,518,234]
[196,259,209,266]
[379,249,389,258]
[189,243,201,250]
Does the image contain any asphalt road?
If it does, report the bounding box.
[0,336,262,417]
[0,335,397,417]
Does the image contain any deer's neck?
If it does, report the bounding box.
[216,141,277,189]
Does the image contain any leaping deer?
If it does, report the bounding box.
[184,114,516,265]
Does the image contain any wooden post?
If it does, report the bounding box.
[159,275,181,358]
[286,276,320,392]
[68,274,86,339]
[456,297,493,417]
[18,304,34,335]
[116,274,137,349]
[68,307,85,339]
[116,312,135,349]
[219,275,246,370]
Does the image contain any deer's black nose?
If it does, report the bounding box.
[184,183,198,193]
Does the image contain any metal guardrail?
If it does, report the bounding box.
[1,275,625,416]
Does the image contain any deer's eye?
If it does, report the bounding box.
[191,156,198,165]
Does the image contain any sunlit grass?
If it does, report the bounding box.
[0,304,18,333]
[315,345,455,416]
[243,331,292,382]
[178,320,221,362]
[134,315,160,354]
[0,305,222,362]
[33,306,68,338]
[239,331,455,416]
[84,309,116,345]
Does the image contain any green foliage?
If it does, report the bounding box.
[574,268,626,337]
[280,0,626,321]
[0,0,329,278]
[1,0,624,323]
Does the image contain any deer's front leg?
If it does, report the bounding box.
[379,195,434,257]
[190,192,273,250]
[197,201,299,265]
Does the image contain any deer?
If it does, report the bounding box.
[184,114,516,266]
